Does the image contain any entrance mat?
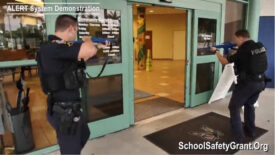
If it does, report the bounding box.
[134,89,153,100]
[135,97,183,122]
[145,112,268,154]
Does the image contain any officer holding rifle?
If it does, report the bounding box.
[36,14,107,154]
[210,29,268,143]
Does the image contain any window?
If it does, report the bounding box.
[0,0,47,62]
[197,18,217,56]
[86,74,123,122]
[196,62,215,94]
[224,0,247,92]
[224,0,247,42]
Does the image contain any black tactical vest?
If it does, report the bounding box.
[36,51,86,94]
[247,42,267,75]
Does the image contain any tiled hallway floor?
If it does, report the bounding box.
[134,60,186,103]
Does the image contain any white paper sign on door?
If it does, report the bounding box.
[208,63,236,104]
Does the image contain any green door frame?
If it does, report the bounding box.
[65,0,131,140]
[184,9,192,108]
[189,10,221,107]
[128,0,224,108]
[127,1,193,116]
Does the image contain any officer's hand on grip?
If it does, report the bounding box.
[94,40,110,49]
[82,36,91,42]
[78,36,98,61]
[210,47,217,53]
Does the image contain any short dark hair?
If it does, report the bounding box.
[235,29,250,38]
[55,15,77,32]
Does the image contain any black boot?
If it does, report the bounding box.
[243,126,255,142]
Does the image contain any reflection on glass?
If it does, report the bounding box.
[223,1,246,93]
[196,62,215,94]
[197,18,217,56]
[1,70,56,153]
[0,0,47,61]
[87,75,123,122]
[77,9,122,66]
[224,0,246,43]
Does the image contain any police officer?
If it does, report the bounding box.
[36,15,100,154]
[210,29,267,143]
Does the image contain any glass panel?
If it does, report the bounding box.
[77,9,122,66]
[224,0,247,43]
[224,1,246,92]
[86,74,123,122]
[0,0,47,61]
[1,68,56,152]
[196,62,215,94]
[197,18,217,56]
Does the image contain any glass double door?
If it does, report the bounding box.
[64,0,132,138]
[189,10,221,107]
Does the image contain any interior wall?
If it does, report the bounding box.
[133,13,186,60]
[224,0,246,42]
[261,0,275,16]
[259,0,275,88]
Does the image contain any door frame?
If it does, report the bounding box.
[130,3,190,120]
[189,9,222,107]
[65,0,132,139]
[128,0,225,109]
[128,3,193,114]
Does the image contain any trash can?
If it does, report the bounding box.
[10,107,34,153]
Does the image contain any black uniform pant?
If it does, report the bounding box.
[228,80,265,142]
[47,110,90,154]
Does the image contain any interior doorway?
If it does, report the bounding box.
[132,4,188,122]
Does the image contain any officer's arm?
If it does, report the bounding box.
[78,37,97,61]
[215,50,229,65]
[210,47,229,65]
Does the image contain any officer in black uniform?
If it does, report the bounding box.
[36,15,100,154]
[211,29,267,143]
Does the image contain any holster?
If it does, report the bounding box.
[239,72,265,82]
[52,102,81,135]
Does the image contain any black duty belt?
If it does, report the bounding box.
[52,101,81,114]
[247,74,265,81]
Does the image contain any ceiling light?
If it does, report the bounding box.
[149,10,154,13]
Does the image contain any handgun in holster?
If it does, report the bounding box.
[59,108,75,135]
[56,103,81,135]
